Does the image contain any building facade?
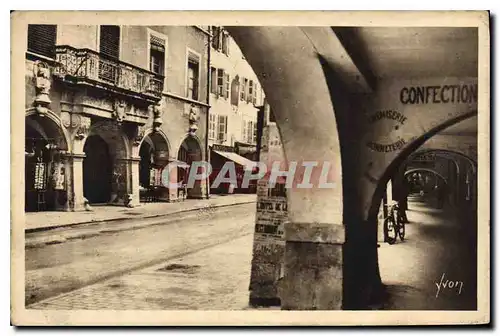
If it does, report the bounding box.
[207,26,264,193]
[25,24,210,212]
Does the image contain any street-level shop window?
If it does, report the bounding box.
[27,25,57,58]
[99,25,120,59]
[208,114,217,140]
[187,57,200,100]
[149,35,166,76]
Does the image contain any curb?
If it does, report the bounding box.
[25,200,256,234]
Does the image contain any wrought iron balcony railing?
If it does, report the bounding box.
[53,45,164,101]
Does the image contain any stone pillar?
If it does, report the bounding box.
[129,157,141,207]
[227,26,345,310]
[280,223,344,310]
[70,153,86,211]
[167,160,179,202]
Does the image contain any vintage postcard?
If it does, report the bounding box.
[10,10,490,326]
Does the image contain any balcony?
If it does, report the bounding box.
[53,45,164,102]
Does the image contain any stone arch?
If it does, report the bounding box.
[404,168,448,186]
[25,110,71,212]
[83,120,131,205]
[409,148,477,174]
[177,134,205,199]
[227,26,344,310]
[87,121,130,160]
[25,108,70,152]
[138,129,171,197]
[409,148,477,206]
[366,110,477,222]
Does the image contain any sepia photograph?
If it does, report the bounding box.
[10,10,490,326]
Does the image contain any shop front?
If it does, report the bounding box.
[25,113,69,212]
[138,132,170,202]
[210,144,257,194]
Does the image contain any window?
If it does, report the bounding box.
[253,121,258,144]
[217,68,225,97]
[222,32,230,55]
[211,68,230,99]
[248,80,254,103]
[243,120,257,144]
[208,114,217,140]
[211,26,222,50]
[149,35,165,75]
[210,67,217,94]
[253,83,259,105]
[230,76,240,106]
[187,57,199,100]
[246,121,254,144]
[211,26,230,55]
[99,25,120,59]
[240,78,248,101]
[242,121,248,143]
[217,115,228,142]
[27,25,57,58]
[224,73,230,99]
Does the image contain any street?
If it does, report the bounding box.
[26,199,477,311]
[26,203,256,306]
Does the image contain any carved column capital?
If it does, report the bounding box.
[149,100,164,132]
[113,99,127,124]
[133,125,147,147]
[74,115,91,141]
[188,105,200,134]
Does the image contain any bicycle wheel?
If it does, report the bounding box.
[398,215,406,241]
[384,216,397,245]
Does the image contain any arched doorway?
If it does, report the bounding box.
[139,132,170,202]
[177,136,203,199]
[83,135,113,204]
[25,113,69,212]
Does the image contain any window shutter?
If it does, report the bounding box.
[253,83,259,105]
[247,80,254,103]
[224,72,230,99]
[27,25,57,58]
[217,68,224,97]
[230,76,240,106]
[224,116,228,139]
[217,115,225,141]
[210,67,217,94]
[100,25,120,59]
[253,121,258,143]
[240,79,245,101]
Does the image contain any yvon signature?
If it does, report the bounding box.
[435,273,464,298]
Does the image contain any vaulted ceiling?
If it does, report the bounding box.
[333,27,478,80]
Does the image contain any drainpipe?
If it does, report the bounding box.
[205,28,212,199]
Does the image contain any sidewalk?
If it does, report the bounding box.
[25,194,257,232]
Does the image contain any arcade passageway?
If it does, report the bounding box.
[379,195,477,310]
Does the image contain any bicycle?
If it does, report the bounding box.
[384,201,406,245]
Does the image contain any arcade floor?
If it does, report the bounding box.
[378,196,478,310]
